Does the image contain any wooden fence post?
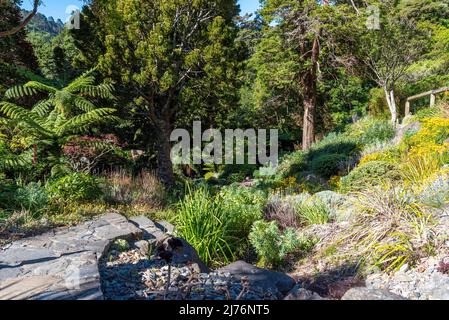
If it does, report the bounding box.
[405,100,411,116]
[430,93,436,107]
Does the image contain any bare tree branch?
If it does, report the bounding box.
[0,0,40,38]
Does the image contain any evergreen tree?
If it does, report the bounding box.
[91,0,242,186]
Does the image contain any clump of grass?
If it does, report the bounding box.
[414,171,449,208]
[400,153,444,185]
[296,200,330,225]
[341,187,436,273]
[176,184,235,267]
[103,169,166,210]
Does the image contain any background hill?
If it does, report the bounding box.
[21,9,64,37]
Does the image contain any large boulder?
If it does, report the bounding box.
[156,237,209,273]
[129,215,167,245]
[0,213,208,300]
[341,287,407,300]
[129,215,208,273]
[217,261,295,295]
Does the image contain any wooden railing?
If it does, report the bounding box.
[405,86,449,116]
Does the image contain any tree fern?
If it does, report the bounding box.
[0,72,117,173]
[3,67,114,117]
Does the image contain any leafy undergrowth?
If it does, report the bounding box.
[1,107,448,283]
[269,105,449,280]
[0,170,173,245]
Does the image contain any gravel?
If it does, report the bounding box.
[99,242,279,300]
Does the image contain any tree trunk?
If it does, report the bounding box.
[302,91,316,150]
[384,86,398,125]
[302,35,320,150]
[156,123,175,188]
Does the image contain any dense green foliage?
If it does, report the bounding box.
[1,0,449,276]
[340,161,402,193]
[46,173,103,203]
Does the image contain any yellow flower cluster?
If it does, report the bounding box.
[409,142,449,158]
[406,117,449,159]
[357,117,448,185]
[329,175,341,190]
[407,118,449,147]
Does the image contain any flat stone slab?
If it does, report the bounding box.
[0,213,142,300]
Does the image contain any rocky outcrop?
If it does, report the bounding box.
[0,213,142,300]
[366,256,449,300]
[0,214,298,300]
[341,287,407,300]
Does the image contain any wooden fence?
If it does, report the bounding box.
[405,86,449,116]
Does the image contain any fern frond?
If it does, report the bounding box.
[73,97,96,112]
[65,68,97,93]
[0,102,53,138]
[56,108,116,135]
[79,84,115,100]
[5,85,38,99]
[25,81,57,94]
[32,99,54,116]
[0,150,33,170]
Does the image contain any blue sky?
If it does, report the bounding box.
[21,0,261,21]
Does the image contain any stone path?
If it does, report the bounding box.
[0,213,297,300]
[0,213,141,300]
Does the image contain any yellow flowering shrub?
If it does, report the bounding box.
[329,175,341,190]
[353,117,448,187]
[409,142,449,159]
[406,118,449,149]
[398,117,449,184]
[359,152,384,165]
[273,176,300,194]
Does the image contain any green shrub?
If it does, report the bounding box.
[249,220,300,267]
[219,184,265,240]
[46,173,103,203]
[275,133,359,182]
[15,182,48,212]
[308,133,359,161]
[221,164,258,184]
[360,120,395,146]
[275,151,307,180]
[368,87,389,117]
[0,181,18,210]
[309,153,348,179]
[414,107,442,120]
[340,161,401,193]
